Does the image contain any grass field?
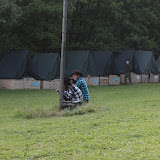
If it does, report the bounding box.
[1,83,160,159]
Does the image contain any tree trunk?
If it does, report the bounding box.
[59,0,68,111]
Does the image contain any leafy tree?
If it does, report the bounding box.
[1,0,160,58]
[0,0,21,57]
[17,0,63,54]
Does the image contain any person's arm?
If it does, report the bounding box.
[76,80,81,88]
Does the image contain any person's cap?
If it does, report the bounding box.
[71,70,82,77]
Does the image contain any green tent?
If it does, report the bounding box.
[133,51,158,74]
[65,51,98,76]
[31,53,60,80]
[113,51,135,75]
[90,51,113,76]
[0,51,31,79]
[156,56,160,73]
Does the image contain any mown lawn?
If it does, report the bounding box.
[1,84,160,159]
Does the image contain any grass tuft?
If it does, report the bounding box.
[14,104,95,119]
[59,104,95,117]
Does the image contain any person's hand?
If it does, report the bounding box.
[56,89,59,94]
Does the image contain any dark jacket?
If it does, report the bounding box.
[125,64,132,73]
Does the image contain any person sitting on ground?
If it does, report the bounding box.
[63,77,83,103]
[72,70,90,102]
[124,61,132,84]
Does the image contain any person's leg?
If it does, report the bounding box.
[62,101,73,110]
[128,73,132,84]
[124,73,127,84]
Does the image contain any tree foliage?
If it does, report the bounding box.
[0,0,160,57]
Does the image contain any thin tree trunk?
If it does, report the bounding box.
[59,0,68,111]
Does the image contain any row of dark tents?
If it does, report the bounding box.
[0,50,159,80]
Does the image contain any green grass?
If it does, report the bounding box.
[1,84,160,159]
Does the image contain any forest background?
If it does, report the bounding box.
[1,0,160,58]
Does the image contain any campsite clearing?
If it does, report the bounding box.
[1,84,160,159]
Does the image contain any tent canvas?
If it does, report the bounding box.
[90,51,113,76]
[65,51,97,76]
[156,56,160,73]
[133,51,158,74]
[31,53,60,80]
[112,51,135,75]
[0,51,31,79]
